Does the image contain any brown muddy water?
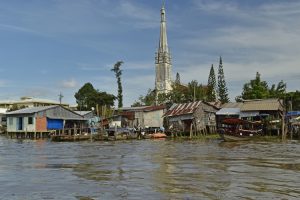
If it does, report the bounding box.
[0,136,299,200]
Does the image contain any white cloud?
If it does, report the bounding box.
[117,1,157,28]
[61,78,77,88]
[174,1,300,102]
[259,2,300,16]
[193,0,238,12]
[0,23,41,34]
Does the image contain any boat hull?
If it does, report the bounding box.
[218,128,261,142]
[221,134,252,142]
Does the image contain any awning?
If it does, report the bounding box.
[240,111,259,118]
[216,108,240,115]
[286,111,300,117]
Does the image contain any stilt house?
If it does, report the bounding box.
[6,105,86,138]
[164,101,219,135]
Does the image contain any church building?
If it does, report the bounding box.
[155,3,172,94]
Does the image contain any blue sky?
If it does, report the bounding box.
[0,0,299,106]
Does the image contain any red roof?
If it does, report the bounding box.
[164,101,202,117]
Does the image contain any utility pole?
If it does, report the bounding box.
[58,92,64,105]
[193,84,196,102]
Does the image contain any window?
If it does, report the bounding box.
[28,117,33,125]
[1,117,6,122]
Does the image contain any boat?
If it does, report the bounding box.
[149,132,167,139]
[217,118,263,142]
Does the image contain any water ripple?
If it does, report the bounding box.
[0,136,299,199]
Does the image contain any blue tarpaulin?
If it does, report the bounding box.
[47,118,63,130]
[286,111,300,117]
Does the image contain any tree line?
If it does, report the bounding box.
[73,58,300,113]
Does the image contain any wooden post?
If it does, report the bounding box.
[189,123,193,139]
[73,123,76,136]
[62,120,65,136]
[281,111,286,140]
[182,121,185,137]
[114,125,117,139]
[80,123,82,135]
[96,104,99,116]
[90,127,93,142]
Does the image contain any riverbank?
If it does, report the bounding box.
[0,132,291,143]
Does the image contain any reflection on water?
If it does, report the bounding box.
[0,136,299,200]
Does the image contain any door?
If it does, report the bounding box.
[18,117,23,130]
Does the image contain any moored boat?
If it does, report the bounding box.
[149,132,167,139]
[218,118,263,142]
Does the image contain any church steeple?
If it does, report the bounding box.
[155,1,172,94]
[159,2,168,53]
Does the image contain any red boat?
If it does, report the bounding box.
[218,118,263,142]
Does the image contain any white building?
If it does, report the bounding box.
[0,97,69,110]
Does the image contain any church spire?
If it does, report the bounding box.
[159,1,169,53]
[155,1,172,95]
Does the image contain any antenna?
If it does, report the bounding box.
[162,0,166,8]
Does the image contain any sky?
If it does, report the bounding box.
[0,0,299,107]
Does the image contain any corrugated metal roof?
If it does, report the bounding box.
[221,102,243,108]
[74,111,92,116]
[240,111,259,117]
[216,108,240,115]
[164,101,202,117]
[241,99,283,111]
[6,105,57,115]
[207,101,222,109]
[143,105,165,112]
[118,106,148,111]
[118,105,165,112]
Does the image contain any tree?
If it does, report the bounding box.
[207,64,217,102]
[285,91,300,111]
[235,72,287,102]
[139,89,157,106]
[169,82,189,103]
[217,57,229,103]
[75,83,96,110]
[74,83,115,110]
[269,80,286,99]
[186,80,208,102]
[111,61,123,108]
[240,72,269,100]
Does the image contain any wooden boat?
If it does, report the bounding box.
[218,118,263,142]
[149,132,167,139]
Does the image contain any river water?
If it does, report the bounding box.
[0,136,299,200]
